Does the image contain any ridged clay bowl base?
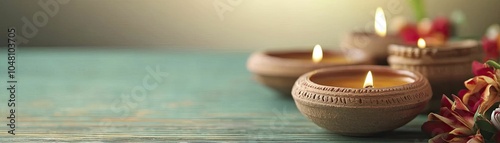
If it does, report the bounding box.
[387,40,483,112]
[340,32,403,65]
[291,65,432,136]
[247,48,373,95]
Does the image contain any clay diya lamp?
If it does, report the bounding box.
[247,45,372,95]
[387,39,483,112]
[340,7,403,65]
[341,32,402,65]
[291,65,432,136]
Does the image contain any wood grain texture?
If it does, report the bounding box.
[0,48,429,142]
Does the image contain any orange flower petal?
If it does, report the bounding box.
[428,112,470,129]
[452,95,470,112]
[478,85,500,114]
[449,127,474,136]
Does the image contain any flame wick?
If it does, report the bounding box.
[363,71,374,88]
[312,44,323,63]
[418,38,426,48]
[374,7,387,37]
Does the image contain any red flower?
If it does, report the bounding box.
[397,17,452,46]
[454,61,495,113]
[430,17,451,40]
[482,37,499,61]
[472,61,495,77]
[457,89,483,113]
[481,24,500,61]
[399,24,419,44]
[422,95,478,143]
[462,69,500,115]
[423,61,500,143]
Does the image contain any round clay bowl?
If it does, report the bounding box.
[387,40,483,112]
[340,32,403,65]
[291,65,432,136]
[247,48,373,95]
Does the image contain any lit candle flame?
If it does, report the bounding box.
[374,7,387,37]
[418,38,426,48]
[363,71,374,88]
[312,44,323,63]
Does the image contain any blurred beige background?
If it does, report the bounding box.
[1,0,499,50]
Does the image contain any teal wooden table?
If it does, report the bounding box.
[0,48,429,142]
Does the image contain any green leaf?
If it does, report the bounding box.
[476,119,497,141]
[486,60,500,70]
[409,0,426,21]
[473,113,486,132]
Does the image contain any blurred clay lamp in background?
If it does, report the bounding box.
[341,7,403,65]
[388,37,483,112]
[247,44,372,95]
[291,65,431,136]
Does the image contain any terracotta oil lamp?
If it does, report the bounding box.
[340,7,403,65]
[247,45,373,95]
[387,38,483,112]
[291,65,432,136]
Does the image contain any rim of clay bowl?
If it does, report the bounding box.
[388,39,481,59]
[247,48,372,77]
[293,65,431,107]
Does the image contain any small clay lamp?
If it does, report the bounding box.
[387,38,483,112]
[340,7,403,65]
[291,65,432,136]
[247,45,372,95]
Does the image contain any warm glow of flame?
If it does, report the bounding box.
[312,44,323,63]
[418,38,426,48]
[374,7,387,37]
[363,71,374,88]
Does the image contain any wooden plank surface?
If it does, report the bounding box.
[0,48,430,142]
